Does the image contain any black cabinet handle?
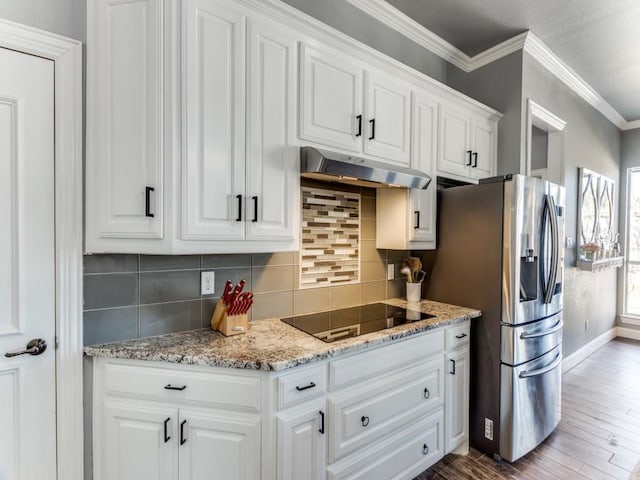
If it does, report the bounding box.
[236,194,242,222]
[180,420,187,445]
[414,211,420,229]
[473,152,478,168]
[423,444,429,455]
[145,186,155,217]
[164,417,171,443]
[423,388,430,399]
[295,382,316,392]
[164,384,187,391]
[466,150,472,166]
[368,119,375,140]
[361,416,370,427]
[455,333,467,339]
[450,359,456,375]
[355,114,362,137]
[252,196,258,222]
[319,410,325,434]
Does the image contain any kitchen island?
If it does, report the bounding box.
[86,299,479,480]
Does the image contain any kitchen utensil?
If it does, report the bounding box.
[401,257,422,283]
[222,280,233,303]
[227,279,246,304]
[400,260,413,283]
[414,269,426,283]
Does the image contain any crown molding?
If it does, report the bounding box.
[345,0,638,129]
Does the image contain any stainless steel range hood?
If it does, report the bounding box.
[300,146,431,189]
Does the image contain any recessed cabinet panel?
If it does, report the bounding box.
[182,0,246,240]
[445,347,470,453]
[470,116,495,179]
[364,72,411,165]
[87,0,163,239]
[246,20,298,241]
[101,403,177,480]
[300,44,363,152]
[438,103,471,178]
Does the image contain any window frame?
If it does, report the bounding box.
[622,167,640,324]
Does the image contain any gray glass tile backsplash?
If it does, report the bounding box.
[82,189,409,345]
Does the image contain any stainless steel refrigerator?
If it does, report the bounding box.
[427,174,565,462]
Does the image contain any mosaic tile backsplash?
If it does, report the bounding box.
[301,187,360,288]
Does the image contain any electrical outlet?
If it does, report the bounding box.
[387,264,395,280]
[566,237,574,249]
[484,418,494,440]
[201,271,215,295]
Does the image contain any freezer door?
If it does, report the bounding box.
[503,176,565,325]
[501,312,563,366]
[499,345,562,462]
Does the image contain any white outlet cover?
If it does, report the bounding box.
[387,264,395,280]
[201,271,215,295]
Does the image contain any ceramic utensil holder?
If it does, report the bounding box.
[210,298,249,336]
[406,282,422,303]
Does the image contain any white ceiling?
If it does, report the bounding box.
[384,0,640,122]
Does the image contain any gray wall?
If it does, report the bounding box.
[619,128,640,330]
[446,51,524,176]
[0,0,85,41]
[280,0,448,83]
[522,52,621,356]
[531,126,548,171]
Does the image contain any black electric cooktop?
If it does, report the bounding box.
[281,302,434,343]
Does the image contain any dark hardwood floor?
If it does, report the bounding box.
[416,338,640,480]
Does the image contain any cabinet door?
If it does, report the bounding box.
[299,44,363,153]
[182,0,246,240]
[179,410,261,480]
[445,347,470,453]
[277,400,327,480]
[409,92,437,245]
[87,0,163,241]
[246,19,298,241]
[100,403,177,480]
[437,102,471,178]
[363,71,411,165]
[470,115,496,180]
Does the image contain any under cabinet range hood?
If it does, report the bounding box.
[300,146,431,189]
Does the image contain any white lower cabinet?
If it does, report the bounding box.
[277,399,327,480]
[94,325,470,480]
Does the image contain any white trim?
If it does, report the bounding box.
[344,0,639,129]
[619,315,640,326]
[528,99,567,132]
[562,327,617,373]
[0,18,84,480]
[344,0,470,71]
[618,326,640,341]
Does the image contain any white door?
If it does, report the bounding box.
[437,102,471,178]
[277,401,327,480]
[445,348,469,453]
[470,115,496,180]
[245,18,298,242]
[0,47,57,480]
[179,410,261,480]
[363,71,411,166]
[86,0,164,241]
[182,0,246,240]
[101,403,178,480]
[409,92,437,245]
[299,44,364,153]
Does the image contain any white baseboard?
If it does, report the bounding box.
[617,326,640,341]
[562,327,618,373]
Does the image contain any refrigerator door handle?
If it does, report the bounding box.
[520,319,563,339]
[542,194,560,304]
[518,352,562,378]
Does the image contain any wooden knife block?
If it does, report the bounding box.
[210,298,249,336]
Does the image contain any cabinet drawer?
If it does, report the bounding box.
[445,321,470,350]
[102,361,261,412]
[329,358,442,462]
[327,409,444,480]
[276,363,327,410]
[329,329,444,391]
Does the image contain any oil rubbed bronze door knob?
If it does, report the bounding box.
[5,338,47,357]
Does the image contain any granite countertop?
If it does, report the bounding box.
[83,298,481,371]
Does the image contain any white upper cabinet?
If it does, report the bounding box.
[181,0,247,240]
[363,71,411,165]
[86,0,164,246]
[300,44,364,153]
[437,101,498,182]
[299,43,411,166]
